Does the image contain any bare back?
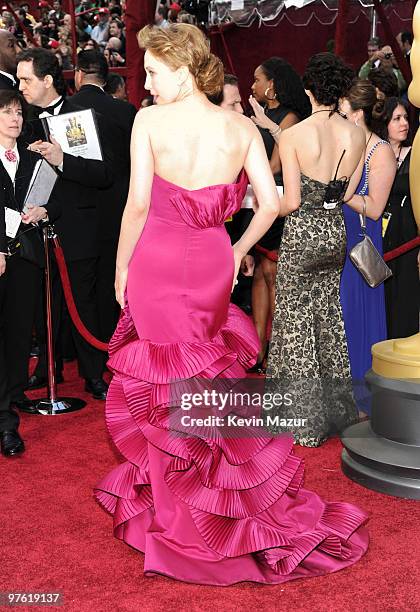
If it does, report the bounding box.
[140,96,255,189]
[278,113,365,211]
[292,113,365,184]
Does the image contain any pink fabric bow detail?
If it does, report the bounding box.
[5,149,17,162]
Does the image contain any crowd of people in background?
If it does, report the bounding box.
[0,0,127,90]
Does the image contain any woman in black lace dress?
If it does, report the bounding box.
[248,58,310,371]
[266,54,366,446]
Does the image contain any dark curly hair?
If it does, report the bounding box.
[375,96,411,144]
[260,57,311,119]
[302,52,354,111]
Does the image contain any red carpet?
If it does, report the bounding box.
[2,360,419,612]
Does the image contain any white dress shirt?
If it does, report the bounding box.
[38,96,65,119]
[0,142,19,184]
[0,142,19,254]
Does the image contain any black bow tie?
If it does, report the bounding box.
[42,98,64,115]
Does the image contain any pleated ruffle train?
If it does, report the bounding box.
[94,171,368,586]
[94,304,368,586]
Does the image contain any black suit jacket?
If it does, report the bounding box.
[25,98,115,261]
[70,85,136,149]
[0,73,16,91]
[0,140,59,266]
[70,85,136,241]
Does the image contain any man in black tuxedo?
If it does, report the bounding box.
[71,50,136,342]
[0,30,18,92]
[16,48,114,401]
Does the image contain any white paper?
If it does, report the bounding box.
[241,185,283,209]
[44,108,103,161]
[5,207,21,238]
[23,159,58,212]
[231,0,244,9]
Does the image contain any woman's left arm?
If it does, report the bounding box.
[115,109,154,307]
[345,143,396,220]
[269,112,300,174]
[277,129,301,215]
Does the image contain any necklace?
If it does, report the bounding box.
[311,109,335,116]
[395,144,403,166]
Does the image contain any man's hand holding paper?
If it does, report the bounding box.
[28,137,63,167]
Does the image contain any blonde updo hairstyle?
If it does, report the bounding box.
[138,24,224,97]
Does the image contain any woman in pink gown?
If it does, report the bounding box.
[94,24,369,585]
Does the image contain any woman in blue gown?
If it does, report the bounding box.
[340,80,396,412]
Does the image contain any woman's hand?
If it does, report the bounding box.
[112,51,125,64]
[232,245,246,291]
[115,267,128,309]
[0,253,6,276]
[240,254,255,276]
[21,205,48,224]
[249,96,278,132]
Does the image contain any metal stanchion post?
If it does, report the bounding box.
[35,225,86,415]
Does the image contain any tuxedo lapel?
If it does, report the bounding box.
[0,73,16,90]
[14,143,38,211]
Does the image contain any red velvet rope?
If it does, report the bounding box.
[255,237,420,264]
[383,236,420,262]
[50,232,420,355]
[52,238,109,352]
[255,244,278,262]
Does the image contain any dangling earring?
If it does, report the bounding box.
[264,87,277,101]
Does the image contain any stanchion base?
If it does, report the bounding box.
[341,421,420,500]
[35,397,86,415]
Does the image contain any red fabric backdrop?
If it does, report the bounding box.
[125,0,155,108]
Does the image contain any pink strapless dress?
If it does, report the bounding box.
[94,170,369,586]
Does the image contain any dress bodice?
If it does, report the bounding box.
[150,169,248,229]
[296,174,344,214]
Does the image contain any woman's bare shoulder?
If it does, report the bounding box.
[369,135,394,163]
[131,105,160,131]
[222,109,259,135]
[135,103,182,129]
[278,119,311,144]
